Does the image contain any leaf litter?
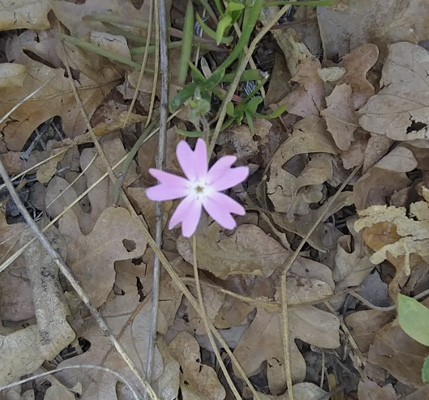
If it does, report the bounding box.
[1,0,429,399]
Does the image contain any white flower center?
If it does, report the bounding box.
[188,179,213,201]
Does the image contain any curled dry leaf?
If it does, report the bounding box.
[321,83,358,151]
[177,223,288,279]
[360,42,429,141]
[169,331,226,400]
[58,207,147,308]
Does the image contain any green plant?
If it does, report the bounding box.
[397,294,429,383]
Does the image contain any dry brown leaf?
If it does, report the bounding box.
[58,207,147,308]
[341,128,369,170]
[177,223,288,279]
[1,37,119,151]
[278,58,325,117]
[0,0,51,31]
[57,295,164,400]
[0,63,27,88]
[360,42,429,141]
[267,116,338,214]
[338,43,379,108]
[358,381,397,400]
[89,32,131,60]
[321,84,358,151]
[353,146,417,210]
[153,338,180,400]
[0,212,32,323]
[318,0,429,61]
[169,331,225,400]
[265,54,292,107]
[368,317,429,387]
[232,308,306,394]
[346,310,395,353]
[0,228,75,386]
[272,192,353,252]
[233,307,340,394]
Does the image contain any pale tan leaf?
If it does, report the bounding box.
[360,42,429,141]
[0,0,51,31]
[358,381,397,400]
[321,84,358,151]
[0,63,27,88]
[59,207,147,307]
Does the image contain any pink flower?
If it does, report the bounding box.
[146,138,249,237]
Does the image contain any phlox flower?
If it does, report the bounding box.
[146,138,249,237]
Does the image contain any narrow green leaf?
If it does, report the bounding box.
[175,128,204,138]
[264,0,333,6]
[422,356,429,383]
[246,111,254,132]
[398,294,429,346]
[226,102,235,117]
[195,13,233,44]
[222,69,262,82]
[255,104,288,119]
[216,14,232,45]
[178,0,194,85]
[200,67,225,91]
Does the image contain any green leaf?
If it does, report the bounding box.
[226,102,235,117]
[245,111,254,132]
[255,104,288,119]
[169,82,198,111]
[200,67,225,91]
[175,127,204,138]
[398,294,429,346]
[195,12,233,44]
[423,356,429,383]
[225,1,244,13]
[178,0,194,86]
[246,96,263,114]
[216,14,232,45]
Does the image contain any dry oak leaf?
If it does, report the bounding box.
[177,223,288,279]
[233,307,340,394]
[355,201,429,265]
[357,381,397,400]
[321,83,358,151]
[359,42,429,141]
[57,296,164,400]
[338,43,379,109]
[0,36,119,151]
[169,331,225,400]
[58,207,147,308]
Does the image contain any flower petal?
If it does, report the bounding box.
[169,196,202,237]
[149,168,189,188]
[176,139,208,181]
[146,184,188,201]
[210,166,249,191]
[206,156,237,183]
[203,192,245,230]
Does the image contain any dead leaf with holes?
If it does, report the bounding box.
[57,294,165,400]
[233,306,340,395]
[0,35,119,151]
[176,223,288,280]
[360,42,429,141]
[58,207,147,308]
[169,331,226,400]
[267,116,338,215]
